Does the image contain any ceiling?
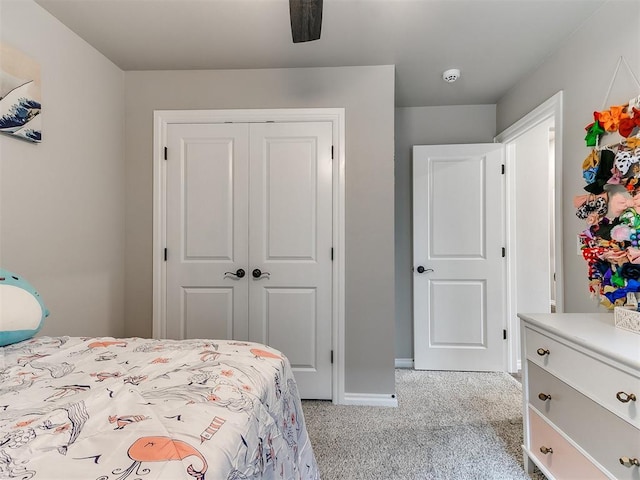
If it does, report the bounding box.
[34,0,605,107]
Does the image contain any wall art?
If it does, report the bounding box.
[0,42,42,143]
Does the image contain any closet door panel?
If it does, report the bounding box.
[249,122,333,399]
[166,123,250,341]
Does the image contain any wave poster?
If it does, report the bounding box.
[0,43,42,143]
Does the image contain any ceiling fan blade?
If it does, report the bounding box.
[289,0,323,43]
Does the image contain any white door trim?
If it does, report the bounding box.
[152,108,346,405]
[495,91,564,372]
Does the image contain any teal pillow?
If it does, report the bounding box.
[0,269,49,346]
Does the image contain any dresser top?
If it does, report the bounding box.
[518,313,640,372]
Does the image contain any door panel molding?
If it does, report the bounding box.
[153,108,345,404]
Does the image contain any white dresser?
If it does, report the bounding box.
[518,313,640,480]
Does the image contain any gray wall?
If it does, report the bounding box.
[124,66,396,396]
[496,0,640,313]
[394,105,497,360]
[0,0,126,337]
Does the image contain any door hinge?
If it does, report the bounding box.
[330,350,334,364]
[502,247,506,257]
[503,329,507,340]
[501,164,505,174]
[331,247,334,261]
[164,147,168,160]
[164,248,167,261]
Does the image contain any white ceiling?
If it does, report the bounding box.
[34,0,605,107]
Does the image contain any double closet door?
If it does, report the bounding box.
[165,121,333,399]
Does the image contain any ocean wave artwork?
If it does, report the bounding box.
[0,43,42,143]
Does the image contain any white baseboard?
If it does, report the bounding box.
[395,357,521,374]
[343,392,398,407]
[395,358,414,369]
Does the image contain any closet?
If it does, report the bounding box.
[163,121,333,399]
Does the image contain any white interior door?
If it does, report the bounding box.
[413,144,505,371]
[166,123,250,341]
[165,121,333,399]
[248,122,333,399]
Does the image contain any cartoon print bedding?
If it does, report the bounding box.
[0,336,320,480]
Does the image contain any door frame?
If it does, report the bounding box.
[494,91,564,372]
[152,108,346,404]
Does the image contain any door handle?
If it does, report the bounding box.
[252,268,271,279]
[415,266,434,274]
[616,391,637,403]
[224,268,246,278]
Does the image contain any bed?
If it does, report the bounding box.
[0,336,320,480]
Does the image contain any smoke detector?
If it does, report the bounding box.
[442,68,461,83]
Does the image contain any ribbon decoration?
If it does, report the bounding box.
[604,278,640,303]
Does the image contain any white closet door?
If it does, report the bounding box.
[166,123,250,341]
[165,121,333,399]
[249,122,333,399]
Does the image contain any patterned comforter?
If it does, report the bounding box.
[0,336,319,480]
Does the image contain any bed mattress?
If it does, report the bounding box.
[0,336,319,480]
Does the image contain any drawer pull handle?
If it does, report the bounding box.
[616,391,637,403]
[536,348,550,356]
[619,457,640,467]
[538,393,552,401]
[539,446,553,455]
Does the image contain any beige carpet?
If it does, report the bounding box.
[302,369,547,480]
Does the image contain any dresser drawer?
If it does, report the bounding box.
[528,407,609,480]
[525,326,640,429]
[528,361,640,480]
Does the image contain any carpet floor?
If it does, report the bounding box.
[302,369,547,480]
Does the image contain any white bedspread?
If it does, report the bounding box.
[0,336,319,480]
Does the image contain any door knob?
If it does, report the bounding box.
[416,266,434,274]
[616,391,637,403]
[224,268,246,278]
[252,268,271,279]
[619,457,640,467]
